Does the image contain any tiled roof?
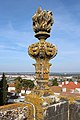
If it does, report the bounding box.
[61,92,80,98]
[62,82,80,89]
[8,83,15,87]
[51,86,62,93]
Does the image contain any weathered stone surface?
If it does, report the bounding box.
[43,101,80,120]
[44,101,68,120]
[69,103,80,120]
[0,107,27,120]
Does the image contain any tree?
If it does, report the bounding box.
[14,77,35,93]
[51,78,58,86]
[14,76,22,82]
[22,79,35,90]
[0,73,8,106]
[14,77,22,93]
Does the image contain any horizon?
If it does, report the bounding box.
[0,71,80,75]
[0,0,80,72]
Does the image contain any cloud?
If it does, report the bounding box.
[0,44,22,52]
[51,1,80,41]
[0,22,34,53]
[61,50,80,55]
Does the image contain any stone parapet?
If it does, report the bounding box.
[69,103,80,120]
[0,103,28,120]
[44,101,69,120]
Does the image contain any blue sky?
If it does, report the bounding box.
[0,0,80,72]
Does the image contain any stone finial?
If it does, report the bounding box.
[28,7,57,90]
[32,7,54,34]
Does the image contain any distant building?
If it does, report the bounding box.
[62,81,80,93]
[8,83,16,92]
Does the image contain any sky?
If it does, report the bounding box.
[0,0,80,73]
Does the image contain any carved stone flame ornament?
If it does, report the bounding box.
[28,7,57,90]
[32,7,54,39]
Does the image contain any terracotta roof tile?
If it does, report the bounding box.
[51,86,62,93]
[62,82,80,89]
[8,83,15,87]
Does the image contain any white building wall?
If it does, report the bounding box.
[26,90,31,94]
[21,90,25,94]
[62,88,66,92]
[8,87,15,92]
